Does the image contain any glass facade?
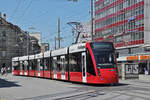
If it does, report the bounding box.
[95,0,144,48]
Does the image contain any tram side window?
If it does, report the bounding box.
[29,60,35,70]
[44,58,50,70]
[34,60,38,70]
[57,56,61,71]
[13,62,19,70]
[22,61,25,70]
[32,61,36,70]
[24,61,28,71]
[52,57,57,73]
[40,59,44,70]
[61,58,65,74]
[60,55,68,74]
[29,61,31,70]
[65,55,69,72]
[87,50,96,76]
[69,52,82,72]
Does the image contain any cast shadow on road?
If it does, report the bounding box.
[67,81,130,87]
[0,78,21,88]
[53,78,129,87]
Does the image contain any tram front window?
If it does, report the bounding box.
[90,42,115,69]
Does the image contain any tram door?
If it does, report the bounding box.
[53,57,57,79]
[61,56,65,80]
[82,52,87,83]
[20,61,23,75]
[24,60,28,75]
[37,59,41,76]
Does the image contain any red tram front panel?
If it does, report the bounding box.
[85,42,119,84]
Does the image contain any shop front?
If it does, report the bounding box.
[117,55,150,80]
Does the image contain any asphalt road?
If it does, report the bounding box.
[0,74,150,100]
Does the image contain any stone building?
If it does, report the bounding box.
[0,12,40,68]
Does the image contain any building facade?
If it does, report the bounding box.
[94,0,150,78]
[77,21,95,43]
[30,32,42,46]
[41,43,49,53]
[0,12,40,68]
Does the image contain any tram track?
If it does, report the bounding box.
[14,80,150,100]
[16,89,81,100]
[55,83,150,100]
[17,85,108,100]
[53,87,107,100]
[54,85,150,100]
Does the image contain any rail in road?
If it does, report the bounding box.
[15,83,150,100]
[1,74,150,100]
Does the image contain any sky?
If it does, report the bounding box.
[0,0,91,49]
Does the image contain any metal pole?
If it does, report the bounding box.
[91,0,94,41]
[58,17,60,48]
[27,33,29,55]
[55,36,56,50]
[72,28,74,43]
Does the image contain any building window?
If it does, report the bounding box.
[123,34,131,42]
[115,36,123,43]
[139,31,144,39]
[1,51,6,57]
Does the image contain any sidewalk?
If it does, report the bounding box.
[119,79,150,88]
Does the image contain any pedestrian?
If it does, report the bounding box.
[1,63,6,75]
[144,67,148,75]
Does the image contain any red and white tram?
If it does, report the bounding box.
[12,57,19,75]
[35,53,44,77]
[12,41,119,84]
[51,47,68,80]
[18,56,29,76]
[29,55,35,76]
[43,51,51,78]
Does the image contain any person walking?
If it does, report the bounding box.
[1,63,6,75]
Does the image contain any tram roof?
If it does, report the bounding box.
[35,52,43,59]
[44,51,50,58]
[51,47,68,57]
[29,55,35,60]
[12,57,19,61]
[19,56,28,61]
[69,42,86,53]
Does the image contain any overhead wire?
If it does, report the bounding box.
[10,0,22,21]
[11,0,90,49]
[16,0,33,24]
